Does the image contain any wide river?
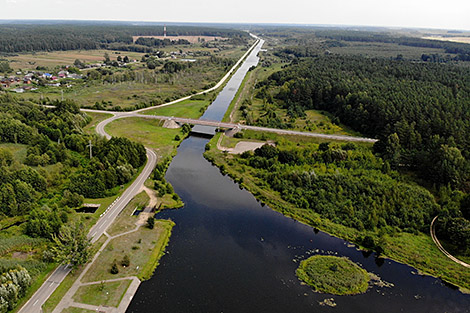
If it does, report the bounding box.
[127,39,470,313]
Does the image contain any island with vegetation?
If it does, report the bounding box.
[296,255,370,295]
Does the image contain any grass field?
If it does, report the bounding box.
[83,111,113,135]
[73,279,132,308]
[329,41,445,59]
[81,219,173,283]
[0,143,28,163]
[105,117,184,159]
[143,98,211,119]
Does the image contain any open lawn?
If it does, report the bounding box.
[81,219,174,282]
[72,279,132,308]
[83,111,113,135]
[105,117,184,159]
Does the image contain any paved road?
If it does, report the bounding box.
[430,216,470,268]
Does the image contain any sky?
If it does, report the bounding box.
[1,0,469,31]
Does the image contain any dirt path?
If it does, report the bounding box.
[430,216,470,268]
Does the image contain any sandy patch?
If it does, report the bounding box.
[217,134,274,154]
[133,35,227,44]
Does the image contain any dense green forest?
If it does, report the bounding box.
[0,24,249,53]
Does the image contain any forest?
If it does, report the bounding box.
[0,24,249,53]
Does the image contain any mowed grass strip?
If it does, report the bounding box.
[296,255,370,295]
[81,220,174,283]
[60,307,96,313]
[72,279,132,308]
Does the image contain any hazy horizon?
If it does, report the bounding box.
[1,0,469,32]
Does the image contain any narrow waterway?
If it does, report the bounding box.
[127,39,470,313]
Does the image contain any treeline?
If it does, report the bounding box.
[0,24,248,53]
[314,30,470,61]
[135,37,190,47]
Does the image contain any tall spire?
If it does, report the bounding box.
[164,25,167,38]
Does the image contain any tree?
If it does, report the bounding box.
[0,61,11,73]
[73,59,84,69]
[123,56,130,63]
[147,216,155,229]
[103,52,111,65]
[384,133,401,168]
[121,255,130,267]
[110,261,119,274]
[51,222,91,268]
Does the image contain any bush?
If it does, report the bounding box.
[110,261,119,274]
[121,255,130,267]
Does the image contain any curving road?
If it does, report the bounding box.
[430,216,470,268]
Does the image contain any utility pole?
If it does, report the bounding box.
[87,140,93,159]
[61,89,64,101]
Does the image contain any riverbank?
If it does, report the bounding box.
[204,131,470,292]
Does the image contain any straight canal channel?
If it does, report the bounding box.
[126,39,470,313]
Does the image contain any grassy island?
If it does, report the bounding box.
[296,255,370,295]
